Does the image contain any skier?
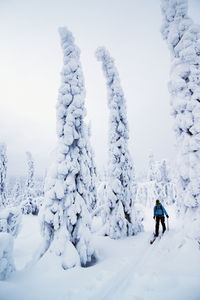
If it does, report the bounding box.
[153,200,169,237]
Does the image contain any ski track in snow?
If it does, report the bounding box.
[90,235,158,300]
[91,226,200,300]
[97,237,155,300]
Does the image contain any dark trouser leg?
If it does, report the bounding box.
[155,216,160,237]
[161,216,166,234]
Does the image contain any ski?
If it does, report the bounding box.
[150,232,157,244]
[150,232,166,244]
[150,236,157,245]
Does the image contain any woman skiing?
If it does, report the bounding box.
[153,199,169,237]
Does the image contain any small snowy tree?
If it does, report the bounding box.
[12,179,23,207]
[147,151,156,182]
[33,177,44,212]
[26,151,34,191]
[0,207,21,237]
[0,144,7,207]
[13,180,21,201]
[40,27,96,269]
[96,47,142,238]
[161,0,200,212]
[154,159,177,206]
[160,159,169,183]
[21,152,38,215]
[143,152,177,207]
[0,147,21,237]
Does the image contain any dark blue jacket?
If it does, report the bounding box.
[154,204,168,217]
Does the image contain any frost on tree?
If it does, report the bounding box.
[96,47,142,238]
[41,27,96,269]
[0,144,7,207]
[161,0,200,210]
[21,152,38,215]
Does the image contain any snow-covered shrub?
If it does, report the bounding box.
[96,47,142,238]
[0,144,7,207]
[161,0,200,212]
[21,200,33,215]
[40,27,96,269]
[0,232,15,280]
[0,207,21,237]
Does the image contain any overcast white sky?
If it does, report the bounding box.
[0,0,200,178]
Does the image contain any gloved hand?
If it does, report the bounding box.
[166,215,169,218]
[153,216,155,219]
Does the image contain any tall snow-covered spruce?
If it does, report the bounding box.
[0,144,7,207]
[40,27,96,269]
[96,47,142,238]
[161,0,200,212]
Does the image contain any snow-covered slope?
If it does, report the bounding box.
[0,209,200,300]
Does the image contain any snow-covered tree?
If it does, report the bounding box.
[0,170,21,237]
[154,159,177,206]
[147,151,156,182]
[40,27,96,269]
[84,124,97,212]
[33,177,44,212]
[0,207,21,237]
[26,151,34,191]
[137,153,177,208]
[13,180,21,201]
[0,233,15,280]
[0,144,7,207]
[12,179,23,207]
[21,152,39,215]
[161,0,200,211]
[96,47,142,238]
[160,159,169,183]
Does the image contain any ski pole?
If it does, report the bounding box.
[167,218,169,231]
[154,217,156,236]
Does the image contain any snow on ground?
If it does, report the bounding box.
[0,205,200,300]
[13,215,43,270]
